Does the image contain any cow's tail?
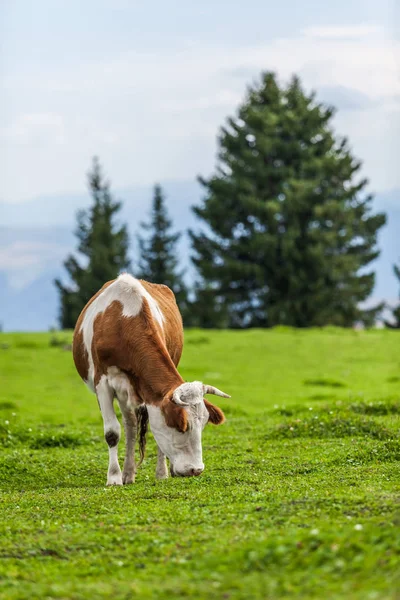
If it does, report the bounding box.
[136,404,148,467]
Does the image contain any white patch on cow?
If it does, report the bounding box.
[173,381,204,405]
[80,274,164,391]
[146,403,208,477]
[117,273,164,327]
[107,366,138,484]
[107,366,138,407]
[96,375,122,486]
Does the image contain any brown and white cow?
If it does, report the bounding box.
[72,273,229,484]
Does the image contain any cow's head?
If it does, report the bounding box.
[146,381,229,477]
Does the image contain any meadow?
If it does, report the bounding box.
[0,328,399,599]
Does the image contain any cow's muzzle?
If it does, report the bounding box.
[170,465,204,478]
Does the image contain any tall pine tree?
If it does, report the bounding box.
[190,72,386,328]
[55,157,130,328]
[384,260,400,329]
[137,184,190,322]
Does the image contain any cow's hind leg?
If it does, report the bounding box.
[96,376,122,486]
[117,394,137,485]
[156,446,168,480]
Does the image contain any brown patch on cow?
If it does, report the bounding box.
[140,280,184,367]
[72,276,194,434]
[72,329,89,381]
[161,397,188,433]
[204,399,225,425]
[92,298,184,403]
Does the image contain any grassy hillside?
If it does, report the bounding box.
[0,328,399,599]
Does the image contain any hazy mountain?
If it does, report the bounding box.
[0,182,398,331]
[0,181,201,229]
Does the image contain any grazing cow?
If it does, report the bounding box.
[72,273,229,484]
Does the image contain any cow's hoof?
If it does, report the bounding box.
[156,468,169,480]
[122,471,135,485]
[107,474,123,486]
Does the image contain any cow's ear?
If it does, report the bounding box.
[204,399,225,425]
[161,398,188,433]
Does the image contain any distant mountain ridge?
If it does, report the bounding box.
[0,182,398,331]
[0,180,202,229]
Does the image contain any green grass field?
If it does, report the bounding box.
[0,328,399,599]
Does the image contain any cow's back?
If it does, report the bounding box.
[72,277,184,390]
[140,280,183,367]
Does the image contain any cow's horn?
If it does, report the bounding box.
[203,385,231,398]
[171,392,189,407]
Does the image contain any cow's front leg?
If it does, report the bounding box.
[96,377,122,486]
[156,446,168,479]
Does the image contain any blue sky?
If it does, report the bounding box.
[1,0,399,203]
[0,0,399,329]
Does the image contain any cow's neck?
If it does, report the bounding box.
[127,344,184,405]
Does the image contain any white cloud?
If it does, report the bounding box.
[0,240,69,290]
[1,24,399,204]
[3,113,66,145]
[302,24,384,39]
[0,242,43,269]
